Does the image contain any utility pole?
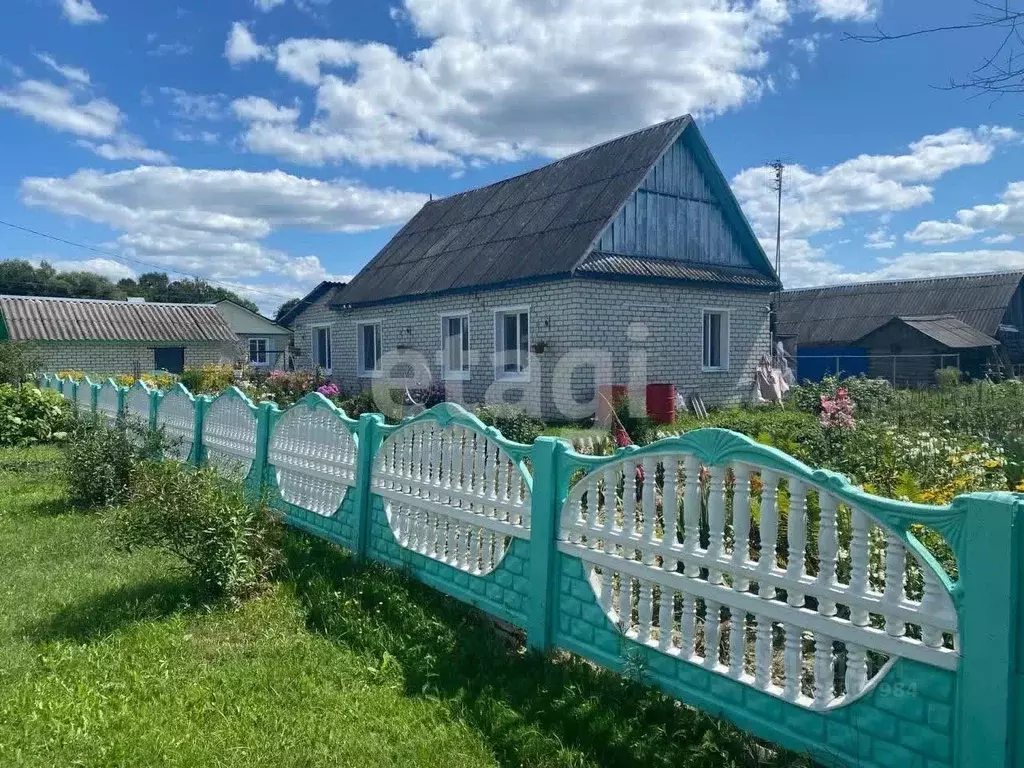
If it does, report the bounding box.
[768,160,785,357]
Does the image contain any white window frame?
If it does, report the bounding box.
[248,337,269,366]
[441,312,471,381]
[701,308,731,372]
[311,324,333,373]
[357,320,383,378]
[493,306,530,382]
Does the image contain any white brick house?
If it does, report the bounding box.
[288,116,780,421]
[0,295,241,375]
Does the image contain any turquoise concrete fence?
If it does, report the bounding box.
[41,373,1021,768]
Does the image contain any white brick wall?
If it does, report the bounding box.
[291,278,772,421]
[35,341,241,375]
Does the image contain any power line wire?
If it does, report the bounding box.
[0,218,300,303]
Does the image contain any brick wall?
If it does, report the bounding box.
[34,341,240,375]
[292,278,772,421]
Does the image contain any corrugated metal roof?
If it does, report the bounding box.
[578,252,778,288]
[338,116,777,307]
[778,271,1024,346]
[0,295,239,343]
[863,315,1000,349]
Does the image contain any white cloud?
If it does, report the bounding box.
[34,53,90,86]
[61,0,106,24]
[0,75,167,163]
[228,0,797,167]
[840,250,1024,284]
[19,166,428,302]
[803,0,877,21]
[907,180,1024,245]
[865,226,895,249]
[231,95,300,123]
[159,87,227,121]
[225,22,271,66]
[173,129,219,144]
[254,0,287,10]
[51,257,136,281]
[0,79,119,138]
[76,136,171,164]
[985,234,1016,245]
[148,42,192,57]
[904,220,976,245]
[732,126,1018,287]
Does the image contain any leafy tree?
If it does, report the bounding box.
[0,259,259,313]
[274,297,302,324]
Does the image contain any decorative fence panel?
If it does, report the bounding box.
[125,382,155,428]
[43,373,1020,768]
[156,385,197,463]
[95,379,123,424]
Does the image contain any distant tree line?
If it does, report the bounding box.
[0,259,261,314]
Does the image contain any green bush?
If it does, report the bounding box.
[789,375,894,417]
[475,404,545,445]
[0,342,41,385]
[0,384,73,447]
[114,460,282,602]
[62,417,142,510]
[934,366,962,390]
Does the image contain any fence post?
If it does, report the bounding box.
[952,491,1020,768]
[251,402,275,499]
[351,413,383,561]
[192,395,209,467]
[525,436,568,652]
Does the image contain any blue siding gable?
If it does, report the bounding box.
[595,135,752,271]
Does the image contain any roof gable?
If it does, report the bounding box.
[278,281,346,327]
[859,315,1000,349]
[215,300,290,335]
[779,271,1024,346]
[0,295,238,343]
[338,116,777,307]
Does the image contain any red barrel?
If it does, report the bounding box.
[646,383,676,424]
[596,384,629,426]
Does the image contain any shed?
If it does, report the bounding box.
[0,294,241,375]
[214,300,292,369]
[855,315,999,386]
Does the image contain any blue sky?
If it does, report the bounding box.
[0,0,1021,314]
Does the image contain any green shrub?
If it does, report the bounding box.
[789,375,893,417]
[934,366,962,390]
[114,460,282,602]
[179,363,235,395]
[62,417,142,510]
[0,384,73,447]
[0,342,41,385]
[475,404,544,445]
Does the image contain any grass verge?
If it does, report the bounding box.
[0,445,810,767]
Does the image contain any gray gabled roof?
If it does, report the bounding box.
[278,281,347,327]
[861,315,1000,349]
[338,116,777,307]
[779,271,1024,346]
[0,295,238,343]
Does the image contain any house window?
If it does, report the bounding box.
[494,308,529,380]
[702,309,729,371]
[358,322,382,376]
[249,338,269,366]
[312,325,332,371]
[442,314,470,380]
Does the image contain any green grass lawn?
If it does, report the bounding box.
[0,445,809,768]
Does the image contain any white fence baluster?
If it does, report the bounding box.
[754,615,773,691]
[758,471,779,600]
[884,534,907,637]
[849,508,870,626]
[783,627,802,702]
[812,634,834,709]
[817,493,839,616]
[729,609,745,679]
[682,455,701,577]
[707,465,726,585]
[845,644,868,698]
[732,464,751,591]
[657,587,673,651]
[680,594,697,659]
[638,579,653,644]
[704,600,721,669]
[786,479,808,608]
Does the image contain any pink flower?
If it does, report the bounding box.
[317,382,340,397]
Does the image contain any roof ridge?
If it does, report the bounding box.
[784,269,1024,294]
[0,294,218,307]
[423,115,693,205]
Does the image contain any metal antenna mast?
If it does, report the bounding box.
[769,160,784,281]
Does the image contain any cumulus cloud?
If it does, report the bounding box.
[50,257,136,281]
[227,0,797,167]
[802,0,877,21]
[34,53,90,86]
[0,74,166,163]
[19,166,428,302]
[61,0,105,24]
[231,95,300,123]
[865,226,895,249]
[254,0,287,10]
[159,87,228,121]
[907,180,1024,245]
[225,22,271,65]
[732,126,1018,286]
